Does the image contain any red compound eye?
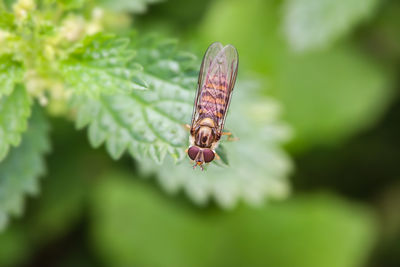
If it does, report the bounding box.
[188,146,200,161]
[203,149,215,163]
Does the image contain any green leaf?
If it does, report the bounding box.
[60,35,148,98]
[90,173,377,267]
[72,37,198,163]
[0,10,14,30]
[0,0,16,11]
[141,84,293,208]
[25,121,91,245]
[73,37,292,206]
[274,44,393,151]
[0,225,30,267]
[0,56,24,98]
[98,0,164,13]
[134,37,198,90]
[0,85,31,161]
[0,120,96,265]
[57,0,86,10]
[283,0,379,51]
[0,106,50,231]
[214,144,229,166]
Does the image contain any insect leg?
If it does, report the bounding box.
[222,131,239,141]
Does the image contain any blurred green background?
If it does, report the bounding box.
[1,0,400,266]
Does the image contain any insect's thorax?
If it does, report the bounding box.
[192,118,217,148]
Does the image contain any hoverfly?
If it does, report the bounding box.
[187,42,239,169]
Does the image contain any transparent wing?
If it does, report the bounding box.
[190,43,238,137]
[190,42,224,128]
[213,44,239,134]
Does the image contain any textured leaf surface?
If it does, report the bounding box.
[141,83,293,208]
[283,0,379,51]
[60,35,147,98]
[73,37,198,163]
[91,173,377,267]
[0,107,50,231]
[0,86,31,161]
[0,56,23,98]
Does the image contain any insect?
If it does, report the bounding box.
[187,42,239,169]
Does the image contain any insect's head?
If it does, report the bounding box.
[187,146,215,168]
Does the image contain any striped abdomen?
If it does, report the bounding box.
[198,74,229,121]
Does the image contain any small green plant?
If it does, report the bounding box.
[0,0,292,230]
